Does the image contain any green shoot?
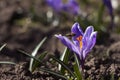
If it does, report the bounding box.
[0,44,16,65]
[29,37,47,72]
[73,54,82,80]
[59,47,70,75]
[0,61,16,65]
[31,51,47,72]
[0,44,6,51]
[19,48,67,79]
[51,55,76,78]
[39,67,67,80]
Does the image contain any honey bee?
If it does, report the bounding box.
[66,33,76,38]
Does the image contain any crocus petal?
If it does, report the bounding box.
[82,26,94,49]
[88,32,97,49]
[71,23,83,46]
[81,36,87,50]
[46,0,80,15]
[46,0,62,12]
[55,34,79,54]
[85,31,97,54]
[69,0,80,15]
[62,0,80,15]
[71,22,83,36]
[83,26,94,39]
[72,0,80,15]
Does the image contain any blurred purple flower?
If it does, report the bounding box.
[55,23,97,69]
[103,0,113,19]
[46,0,80,15]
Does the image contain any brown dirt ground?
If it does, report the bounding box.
[0,0,119,80]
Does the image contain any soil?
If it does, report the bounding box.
[0,0,119,80]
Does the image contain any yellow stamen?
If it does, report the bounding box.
[76,36,83,48]
[76,36,82,41]
[80,41,82,48]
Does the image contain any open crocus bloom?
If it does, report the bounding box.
[46,0,80,15]
[55,23,97,69]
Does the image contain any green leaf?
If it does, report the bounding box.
[73,54,82,80]
[51,55,76,78]
[19,50,67,79]
[31,51,47,72]
[0,44,6,51]
[39,67,67,80]
[29,37,47,71]
[59,47,70,75]
[0,61,16,65]
[18,50,42,63]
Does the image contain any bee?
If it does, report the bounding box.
[66,33,76,38]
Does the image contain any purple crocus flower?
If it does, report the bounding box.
[46,0,62,12]
[55,23,97,69]
[46,0,80,15]
[103,0,113,19]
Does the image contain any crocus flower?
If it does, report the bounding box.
[103,0,113,19]
[46,0,80,15]
[55,23,97,69]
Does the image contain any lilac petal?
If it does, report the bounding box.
[72,0,80,15]
[84,26,94,39]
[81,36,87,50]
[46,0,62,12]
[71,22,83,36]
[55,34,79,55]
[46,0,80,15]
[85,31,97,54]
[82,26,94,49]
[71,23,83,45]
[88,32,97,49]
[82,50,86,60]
[69,0,80,15]
[62,0,80,15]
